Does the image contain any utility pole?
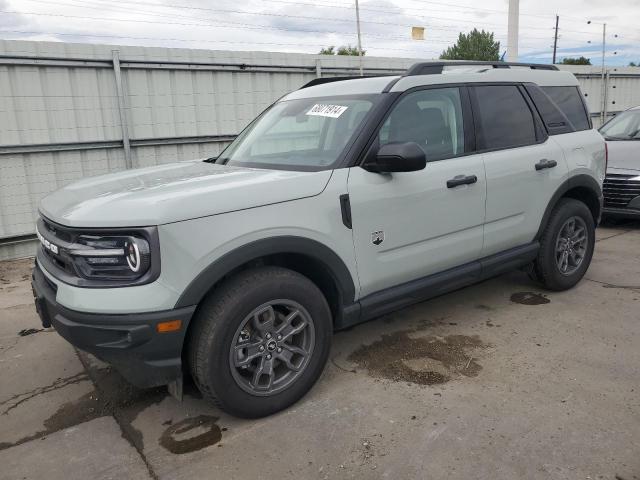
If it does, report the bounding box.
[552,15,559,64]
[601,23,607,124]
[355,0,364,76]
[507,0,520,61]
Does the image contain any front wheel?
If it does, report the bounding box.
[533,198,596,291]
[188,266,332,418]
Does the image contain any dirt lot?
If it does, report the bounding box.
[1,223,639,480]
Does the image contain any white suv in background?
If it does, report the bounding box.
[32,61,606,418]
[599,106,640,218]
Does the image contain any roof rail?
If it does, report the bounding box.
[299,76,367,89]
[406,61,559,76]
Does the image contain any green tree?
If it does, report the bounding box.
[629,61,638,67]
[319,45,364,56]
[337,45,364,56]
[440,29,500,61]
[319,46,335,55]
[561,56,591,65]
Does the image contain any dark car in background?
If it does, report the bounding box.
[599,106,640,219]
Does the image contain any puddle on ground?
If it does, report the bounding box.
[159,415,221,454]
[348,331,486,385]
[510,292,550,305]
[79,360,169,453]
[18,328,44,337]
[0,363,167,452]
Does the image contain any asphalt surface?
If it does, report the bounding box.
[1,222,639,480]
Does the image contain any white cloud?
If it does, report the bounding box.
[0,0,638,64]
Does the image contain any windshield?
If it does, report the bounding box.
[599,109,640,140]
[216,95,376,170]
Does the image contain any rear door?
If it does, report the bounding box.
[470,84,568,257]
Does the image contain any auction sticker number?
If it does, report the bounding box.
[306,104,348,118]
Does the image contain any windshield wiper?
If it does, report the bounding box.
[204,156,231,163]
[604,136,631,141]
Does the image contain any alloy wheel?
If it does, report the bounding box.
[229,300,315,396]
[555,216,588,276]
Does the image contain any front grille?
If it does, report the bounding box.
[603,173,640,209]
[38,218,77,276]
[41,218,72,243]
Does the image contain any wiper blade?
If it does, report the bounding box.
[604,136,630,141]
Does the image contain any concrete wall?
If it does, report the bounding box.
[1,39,639,260]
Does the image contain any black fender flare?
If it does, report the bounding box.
[174,236,357,309]
[535,174,603,239]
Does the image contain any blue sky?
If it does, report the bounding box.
[521,44,639,66]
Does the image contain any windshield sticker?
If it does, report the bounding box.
[306,104,348,118]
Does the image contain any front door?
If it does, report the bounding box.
[347,86,487,298]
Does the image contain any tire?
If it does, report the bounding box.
[187,266,332,418]
[533,198,595,291]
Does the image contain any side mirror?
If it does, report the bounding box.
[363,142,427,173]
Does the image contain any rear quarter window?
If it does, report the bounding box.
[524,84,573,136]
[540,86,591,131]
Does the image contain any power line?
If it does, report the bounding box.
[0,8,562,50]
[19,0,609,43]
[0,27,562,57]
[6,1,633,57]
[0,29,450,54]
[0,9,466,45]
[41,0,565,33]
[18,0,640,41]
[19,0,475,36]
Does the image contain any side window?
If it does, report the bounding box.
[472,85,538,150]
[541,86,591,131]
[524,84,574,135]
[379,87,465,161]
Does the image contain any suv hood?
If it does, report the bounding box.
[40,160,332,227]
[606,140,640,173]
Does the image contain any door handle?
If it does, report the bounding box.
[535,159,557,171]
[447,174,478,188]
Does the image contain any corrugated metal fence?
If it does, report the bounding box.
[1,39,640,260]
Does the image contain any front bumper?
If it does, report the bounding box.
[31,261,196,388]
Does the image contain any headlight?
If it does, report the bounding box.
[36,217,161,287]
[71,235,152,280]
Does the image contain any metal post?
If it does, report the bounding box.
[111,50,132,169]
[507,0,520,61]
[602,69,610,125]
[355,0,364,76]
[552,15,559,64]
[315,58,322,78]
[601,23,607,124]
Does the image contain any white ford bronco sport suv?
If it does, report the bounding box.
[32,61,605,418]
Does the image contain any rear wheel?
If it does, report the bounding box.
[188,266,332,418]
[533,198,595,291]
